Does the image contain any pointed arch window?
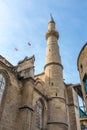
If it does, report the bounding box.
[36,100,43,130]
[83,75,87,93]
[0,74,6,102]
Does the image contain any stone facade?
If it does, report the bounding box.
[0,16,85,130]
[78,43,87,107]
[77,43,87,128]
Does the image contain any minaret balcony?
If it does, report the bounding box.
[46,30,59,40]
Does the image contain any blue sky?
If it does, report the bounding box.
[0,0,87,84]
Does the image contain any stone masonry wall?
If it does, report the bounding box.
[0,65,22,130]
[66,85,81,130]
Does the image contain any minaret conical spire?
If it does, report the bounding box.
[50,13,55,23]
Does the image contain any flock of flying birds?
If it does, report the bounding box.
[14,42,31,51]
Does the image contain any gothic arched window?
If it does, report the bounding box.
[36,100,43,130]
[0,74,6,102]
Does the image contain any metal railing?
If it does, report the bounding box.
[79,106,87,118]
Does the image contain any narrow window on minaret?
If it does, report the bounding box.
[80,64,83,72]
[56,92,57,96]
[51,82,53,86]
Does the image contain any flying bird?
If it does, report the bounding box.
[14,48,18,51]
[28,42,31,46]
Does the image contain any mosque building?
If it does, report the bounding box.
[0,16,87,130]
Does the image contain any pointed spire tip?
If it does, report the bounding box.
[50,13,55,23]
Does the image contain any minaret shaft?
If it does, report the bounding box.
[45,34,64,97]
[45,36,61,64]
[45,17,63,97]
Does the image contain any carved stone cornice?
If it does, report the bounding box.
[47,121,68,127]
[44,62,63,70]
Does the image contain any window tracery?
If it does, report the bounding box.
[0,74,6,102]
[36,100,43,130]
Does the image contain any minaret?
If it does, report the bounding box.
[45,15,68,130]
